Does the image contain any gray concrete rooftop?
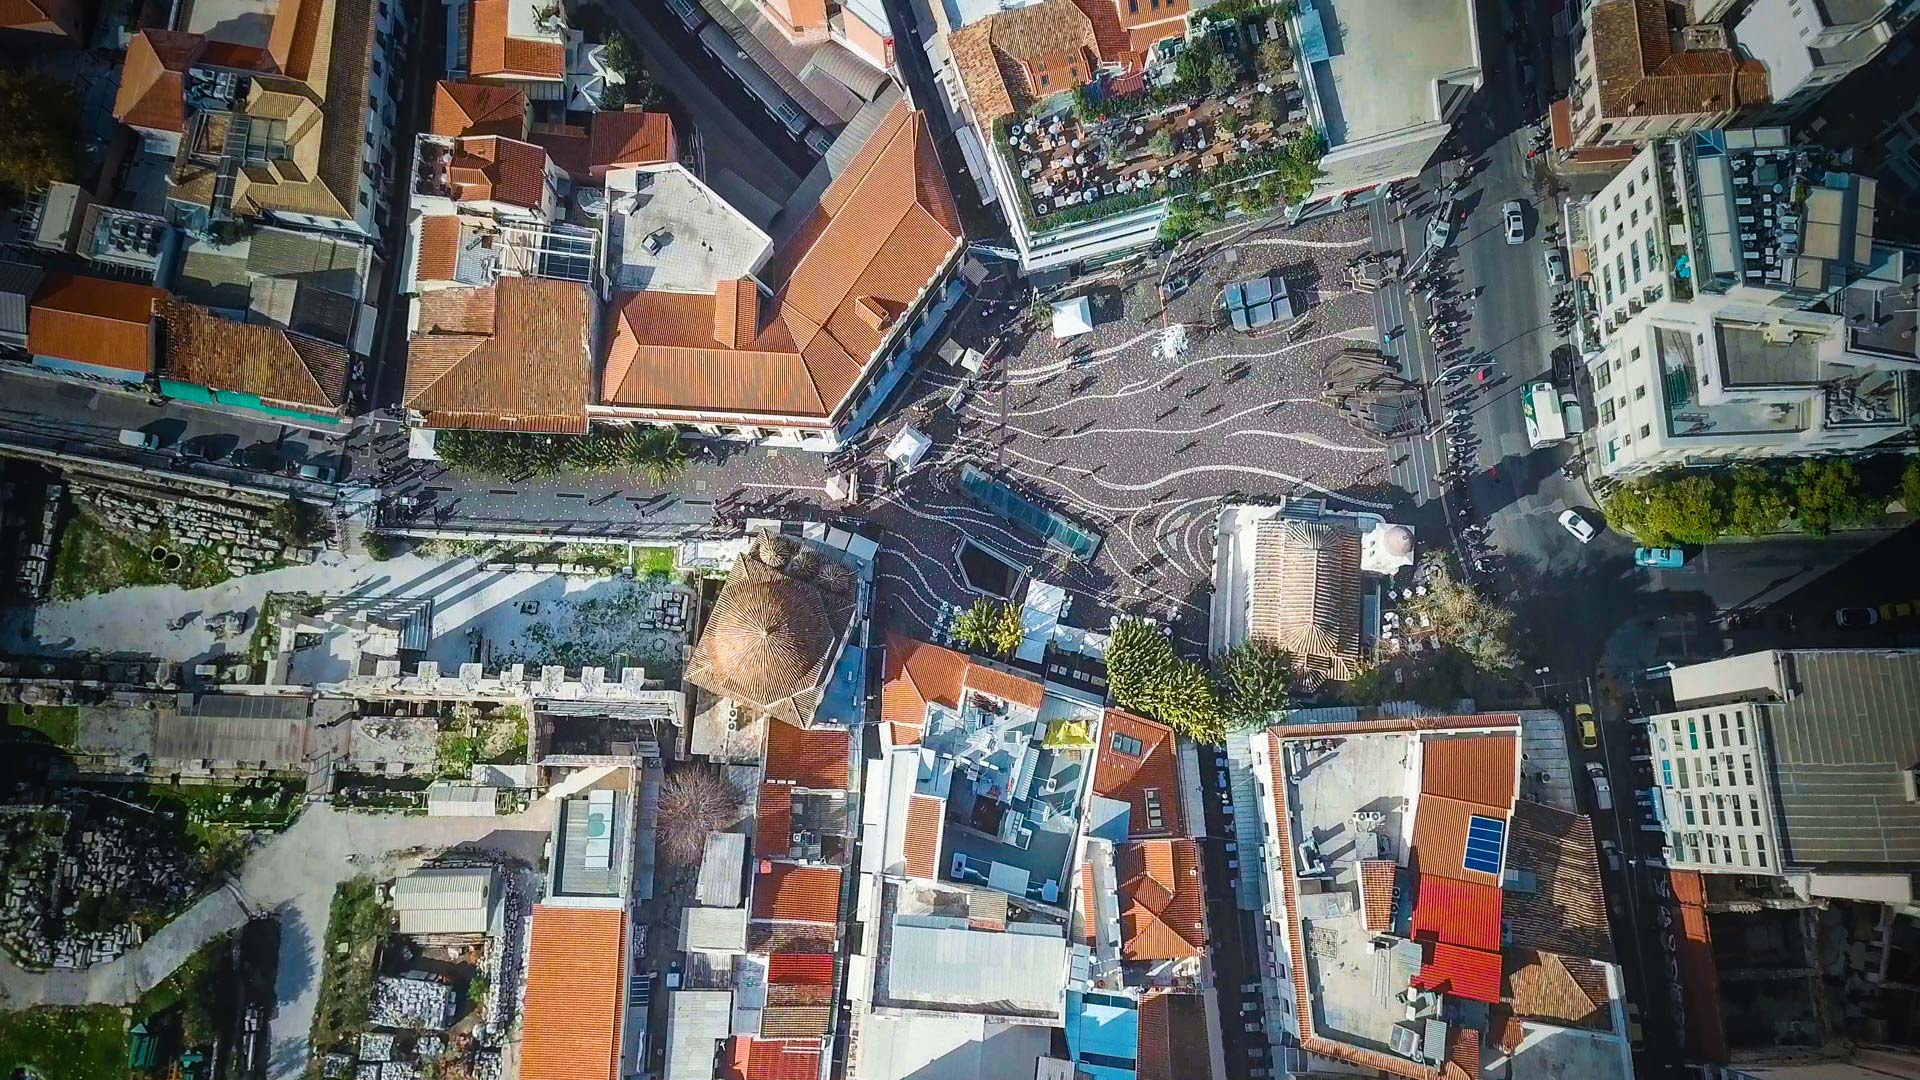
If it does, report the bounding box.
[608,165,771,295]
[1307,0,1476,147]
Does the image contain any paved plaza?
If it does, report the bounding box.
[859,210,1406,649]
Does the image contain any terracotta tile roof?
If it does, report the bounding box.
[1136,990,1207,1080]
[751,863,841,925]
[766,953,835,986]
[521,906,625,1080]
[1587,0,1769,121]
[529,122,590,181]
[27,273,165,374]
[948,22,1018,124]
[1360,859,1398,934]
[766,981,833,1007]
[589,110,677,174]
[467,0,566,79]
[902,793,943,880]
[0,0,80,36]
[1671,869,1728,1063]
[403,276,591,433]
[155,299,349,412]
[985,0,1098,100]
[756,782,793,860]
[1117,838,1205,961]
[114,30,202,134]
[726,1037,824,1080]
[1412,941,1504,1004]
[683,538,857,728]
[448,135,550,210]
[601,103,960,424]
[431,80,527,138]
[879,633,966,744]
[1503,948,1611,1030]
[965,887,1007,931]
[1410,874,1503,952]
[1094,709,1182,838]
[1248,519,1363,688]
[1411,794,1504,886]
[1420,734,1518,812]
[1504,801,1613,961]
[1076,860,1097,945]
[714,279,761,352]
[747,923,837,954]
[963,663,1045,711]
[416,216,464,283]
[1072,0,1132,66]
[757,1006,833,1039]
[1445,1027,1481,1077]
[764,718,850,788]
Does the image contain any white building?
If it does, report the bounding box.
[1734,0,1917,123]
[1639,650,1920,907]
[1289,0,1483,214]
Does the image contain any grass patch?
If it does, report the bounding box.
[50,510,237,600]
[638,546,676,578]
[3,703,79,746]
[308,877,390,1063]
[0,1006,128,1080]
[133,933,230,1046]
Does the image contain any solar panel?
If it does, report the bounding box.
[1462,815,1505,875]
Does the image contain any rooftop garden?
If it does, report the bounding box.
[993,13,1322,241]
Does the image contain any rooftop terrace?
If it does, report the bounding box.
[607,165,770,294]
[1656,325,1808,439]
[1302,0,1476,148]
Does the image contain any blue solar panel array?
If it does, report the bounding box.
[1463,815,1505,875]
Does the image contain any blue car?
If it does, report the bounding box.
[1634,547,1685,568]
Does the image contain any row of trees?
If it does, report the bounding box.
[1602,456,1920,546]
[437,425,689,483]
[0,71,80,193]
[1102,619,1299,744]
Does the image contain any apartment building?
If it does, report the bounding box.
[444,0,610,111]
[1561,0,1769,154]
[1640,650,1920,906]
[1734,0,1918,123]
[752,0,894,71]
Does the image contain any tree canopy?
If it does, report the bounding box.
[952,598,1024,656]
[0,71,81,193]
[1399,559,1519,674]
[1105,618,1223,744]
[1212,640,1293,731]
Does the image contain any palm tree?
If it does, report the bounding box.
[627,425,690,486]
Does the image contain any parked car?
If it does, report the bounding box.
[118,429,160,450]
[1589,770,1613,811]
[1835,606,1880,628]
[1599,839,1623,871]
[1575,703,1598,749]
[1503,200,1526,244]
[174,440,209,462]
[1881,600,1916,621]
[1543,246,1569,285]
[1558,508,1597,543]
[1635,546,1685,568]
[1428,206,1456,249]
[297,461,336,483]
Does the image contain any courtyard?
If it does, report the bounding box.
[860,208,1401,649]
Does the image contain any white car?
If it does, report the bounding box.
[1558,508,1597,543]
[1544,247,1569,286]
[1503,200,1526,244]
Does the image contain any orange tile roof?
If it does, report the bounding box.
[529,122,590,181]
[403,276,591,433]
[1671,870,1728,1063]
[431,81,527,138]
[962,663,1045,711]
[28,273,165,374]
[1072,0,1132,66]
[0,0,80,36]
[114,29,201,134]
[714,279,760,352]
[155,299,350,412]
[1359,859,1397,934]
[766,953,835,986]
[589,110,677,174]
[1094,709,1182,838]
[902,793,943,880]
[725,1037,824,1080]
[1587,0,1769,122]
[1411,941,1504,1004]
[1420,733,1517,812]
[1076,861,1097,945]
[1446,1027,1481,1077]
[1411,794,1504,886]
[466,0,566,79]
[756,783,794,860]
[1409,874,1503,952]
[758,1006,833,1039]
[751,863,842,925]
[878,633,967,744]
[1136,991,1208,1080]
[764,718,849,788]
[521,906,625,1080]
[448,135,549,210]
[415,215,463,283]
[601,104,961,424]
[1116,838,1205,961]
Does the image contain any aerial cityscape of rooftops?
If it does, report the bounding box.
[3,0,1920,1075]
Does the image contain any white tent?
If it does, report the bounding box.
[1051,296,1093,339]
[885,425,933,474]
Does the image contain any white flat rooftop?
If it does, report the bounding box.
[608,165,771,294]
[182,0,282,46]
[1307,0,1476,147]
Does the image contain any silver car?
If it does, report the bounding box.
[1503,200,1526,244]
[1543,246,1569,285]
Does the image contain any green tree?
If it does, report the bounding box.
[1400,559,1519,673]
[1788,456,1870,535]
[1105,618,1223,743]
[625,425,689,486]
[1147,128,1176,158]
[1601,472,1726,545]
[1208,52,1241,97]
[1339,663,1388,706]
[1724,464,1789,536]
[952,598,1024,656]
[0,71,80,193]
[1174,39,1217,86]
[1901,457,1920,515]
[1260,91,1288,129]
[1256,37,1292,76]
[1212,640,1293,731]
[1216,108,1243,137]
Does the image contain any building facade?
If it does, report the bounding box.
[1734,0,1918,123]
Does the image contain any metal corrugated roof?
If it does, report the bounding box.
[1759,650,1920,864]
[0,260,45,336]
[666,990,734,1080]
[886,922,1065,1015]
[697,832,747,907]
